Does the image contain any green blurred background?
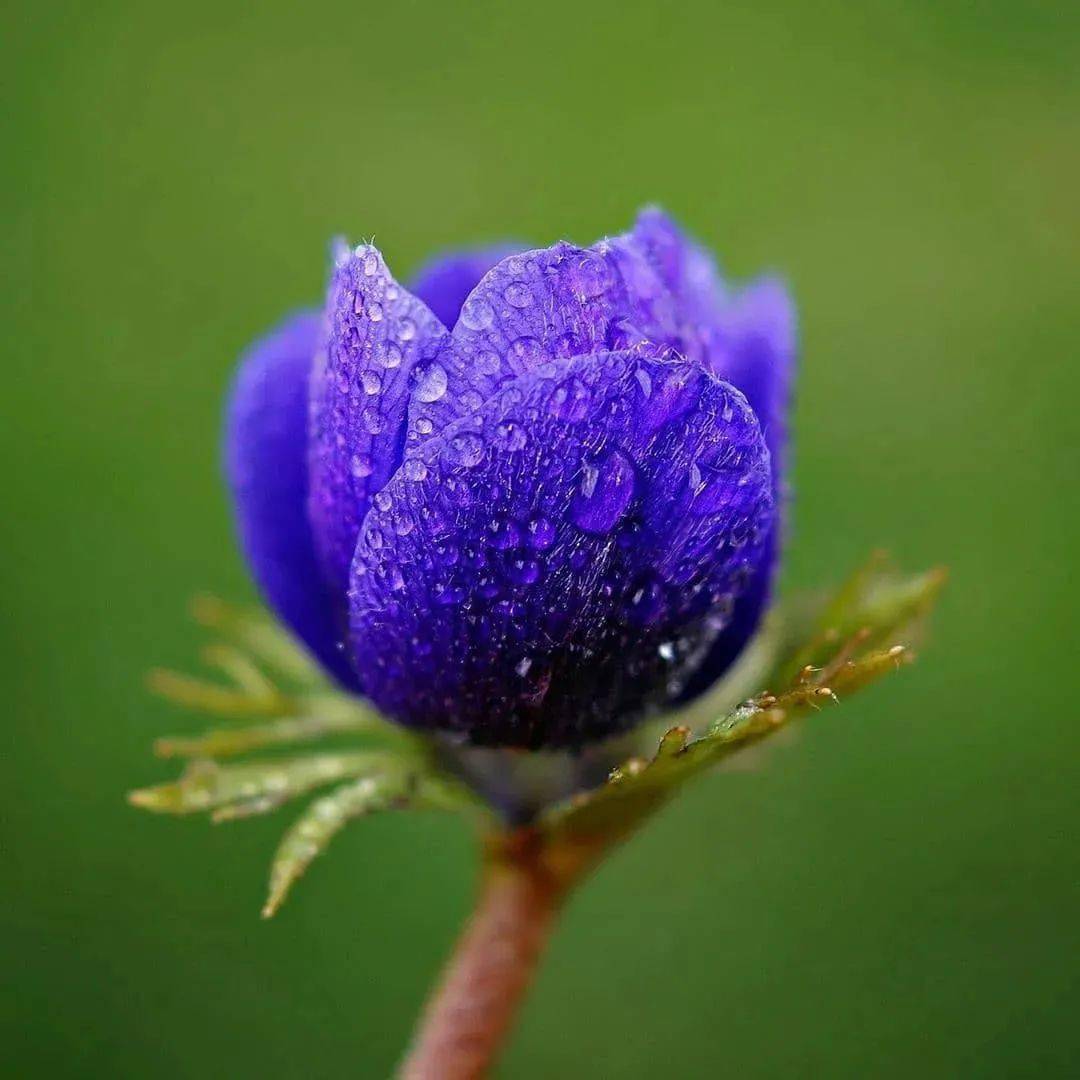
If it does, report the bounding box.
[4,0,1078,1075]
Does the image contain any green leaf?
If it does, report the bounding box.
[190,594,324,687]
[131,557,943,918]
[774,551,945,687]
[543,644,912,845]
[261,772,485,918]
[146,665,293,718]
[153,698,386,759]
[541,557,943,849]
[128,752,394,818]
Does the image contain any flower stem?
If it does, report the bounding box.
[399,829,592,1079]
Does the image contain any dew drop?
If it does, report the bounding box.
[433,540,459,566]
[504,281,533,308]
[382,343,403,369]
[361,371,382,395]
[508,557,542,585]
[626,572,667,624]
[415,363,448,403]
[446,432,485,468]
[403,458,428,482]
[548,376,592,421]
[373,490,392,512]
[570,449,636,534]
[567,252,615,298]
[476,350,501,375]
[361,407,384,434]
[553,331,583,358]
[495,422,528,451]
[487,518,521,550]
[526,516,556,550]
[350,453,373,478]
[508,336,543,367]
[478,575,502,600]
[362,252,379,276]
[367,302,384,323]
[687,456,737,515]
[459,295,495,330]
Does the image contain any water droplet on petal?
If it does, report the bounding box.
[459,295,495,330]
[526,517,556,550]
[509,336,543,368]
[487,519,521,550]
[476,350,501,376]
[403,458,428,482]
[570,448,636,534]
[415,363,448,403]
[495,421,528,451]
[433,540,459,566]
[361,371,382,395]
[350,453,373,478]
[362,252,379,276]
[553,331,583,358]
[445,432,485,468]
[548,376,592,421]
[626,572,667,624]
[504,281,533,308]
[367,302,384,323]
[566,252,615,298]
[508,557,541,585]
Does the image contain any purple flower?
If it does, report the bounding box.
[225,209,795,748]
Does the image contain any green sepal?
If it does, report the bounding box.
[541,554,944,848]
[130,555,942,915]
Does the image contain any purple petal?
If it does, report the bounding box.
[673,524,778,702]
[692,278,795,686]
[408,245,522,330]
[349,349,774,748]
[627,208,796,469]
[404,237,681,450]
[308,243,449,595]
[703,275,796,472]
[224,313,356,686]
[626,211,797,701]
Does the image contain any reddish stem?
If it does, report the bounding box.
[399,831,590,1079]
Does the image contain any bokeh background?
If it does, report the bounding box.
[4,1,1078,1076]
